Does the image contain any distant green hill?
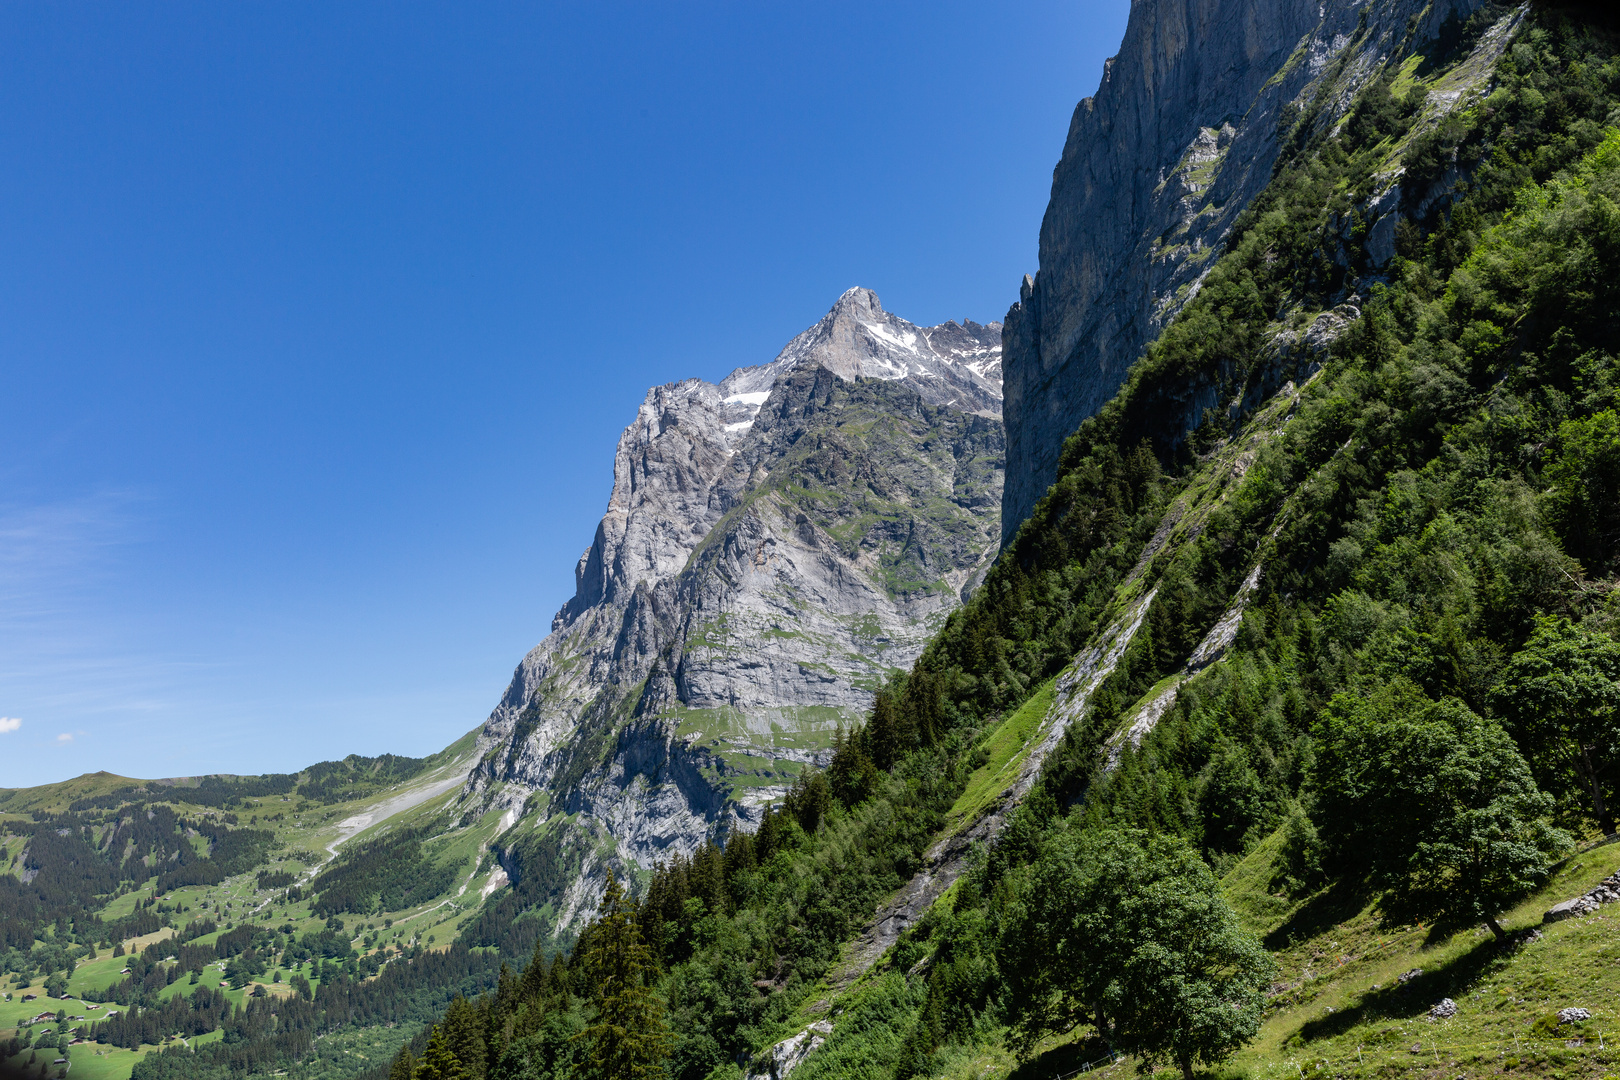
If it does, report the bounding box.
[0,729,491,1080]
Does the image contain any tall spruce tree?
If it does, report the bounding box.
[441,995,487,1079]
[573,871,670,1080]
[413,1023,467,1080]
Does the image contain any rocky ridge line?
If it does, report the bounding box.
[460,290,1004,936]
[1000,0,1500,543]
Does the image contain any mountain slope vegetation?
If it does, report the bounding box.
[7,5,1620,1080]
[372,7,1620,1080]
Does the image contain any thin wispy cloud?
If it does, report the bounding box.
[0,652,215,716]
[0,491,145,615]
[0,491,195,780]
[0,493,176,715]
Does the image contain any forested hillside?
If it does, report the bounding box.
[0,742,507,1080]
[367,6,1620,1080]
[7,4,1620,1080]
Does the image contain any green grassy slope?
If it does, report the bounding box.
[0,773,145,817]
[1224,834,1620,1079]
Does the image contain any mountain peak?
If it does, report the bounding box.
[717,288,1002,418]
[830,285,884,317]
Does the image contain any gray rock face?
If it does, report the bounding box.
[1543,871,1620,923]
[745,1020,833,1080]
[1000,0,1493,543]
[466,290,1002,933]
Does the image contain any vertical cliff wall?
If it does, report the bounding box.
[1000,0,1491,544]
[460,290,1005,937]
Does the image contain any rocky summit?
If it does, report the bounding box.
[465,288,1002,932]
[721,286,1002,417]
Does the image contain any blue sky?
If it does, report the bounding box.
[0,1,1130,787]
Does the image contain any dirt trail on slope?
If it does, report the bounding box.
[322,764,471,864]
[251,756,475,917]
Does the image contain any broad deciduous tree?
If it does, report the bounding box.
[1314,685,1570,936]
[998,828,1274,1080]
[1491,617,1620,834]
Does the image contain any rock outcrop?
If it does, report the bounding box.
[465,289,1002,935]
[745,1020,833,1080]
[1543,871,1620,923]
[1000,0,1497,543]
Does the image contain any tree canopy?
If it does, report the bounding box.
[998,829,1274,1080]
[1313,685,1570,935]
[1491,616,1620,833]
[573,873,670,1080]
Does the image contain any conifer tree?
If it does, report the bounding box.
[413,1023,466,1080]
[688,841,727,916]
[864,689,907,769]
[721,828,755,884]
[903,666,944,746]
[441,995,486,1078]
[755,808,783,864]
[517,940,550,1004]
[494,961,518,1021]
[785,771,830,833]
[828,725,879,806]
[573,871,670,1080]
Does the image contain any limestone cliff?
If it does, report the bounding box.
[1000,0,1496,543]
[464,289,1002,935]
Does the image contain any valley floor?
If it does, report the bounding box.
[0,732,527,1080]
